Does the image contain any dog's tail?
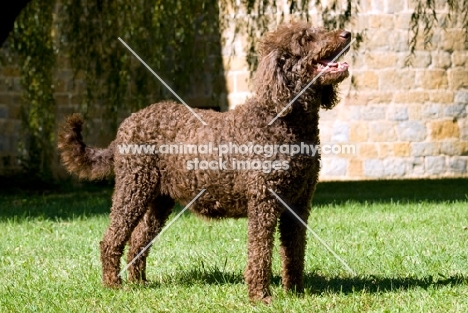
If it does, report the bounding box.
[57,114,114,180]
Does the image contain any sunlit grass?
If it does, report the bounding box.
[0,179,467,312]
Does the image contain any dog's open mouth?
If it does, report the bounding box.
[314,60,349,73]
[311,45,350,74]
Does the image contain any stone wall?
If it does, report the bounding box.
[222,1,468,180]
[0,66,23,174]
[1,0,467,180]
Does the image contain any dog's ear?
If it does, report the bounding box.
[255,49,293,115]
[320,85,339,110]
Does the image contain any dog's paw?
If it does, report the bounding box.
[262,296,272,305]
[249,290,272,305]
[102,275,122,288]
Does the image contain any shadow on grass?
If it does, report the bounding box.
[301,273,467,294]
[141,269,467,295]
[314,178,468,206]
[0,180,114,220]
[0,178,467,220]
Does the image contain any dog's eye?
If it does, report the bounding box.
[278,56,286,65]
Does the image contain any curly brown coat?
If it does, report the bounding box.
[58,21,351,303]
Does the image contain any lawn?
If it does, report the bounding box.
[0,179,467,312]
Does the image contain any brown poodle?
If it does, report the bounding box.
[58,21,351,303]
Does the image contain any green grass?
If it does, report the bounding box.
[0,179,467,312]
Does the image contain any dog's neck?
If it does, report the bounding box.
[235,93,322,130]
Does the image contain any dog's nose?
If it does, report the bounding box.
[339,31,351,40]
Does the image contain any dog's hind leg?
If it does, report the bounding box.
[127,194,175,283]
[100,172,158,287]
[278,199,310,293]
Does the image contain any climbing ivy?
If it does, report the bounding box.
[59,0,225,133]
[8,0,56,180]
[407,0,468,65]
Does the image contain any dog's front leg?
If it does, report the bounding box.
[278,199,310,293]
[244,197,279,304]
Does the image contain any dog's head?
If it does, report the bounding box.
[255,21,351,114]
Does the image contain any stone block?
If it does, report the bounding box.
[407,104,422,120]
[411,142,438,157]
[319,121,333,142]
[0,135,9,152]
[348,159,363,177]
[452,51,467,67]
[319,109,336,121]
[397,121,427,141]
[0,105,8,118]
[371,0,384,12]
[360,143,379,158]
[377,143,392,157]
[361,106,386,120]
[385,0,406,13]
[460,141,468,155]
[365,52,397,69]
[350,122,369,142]
[393,91,428,103]
[321,157,347,176]
[448,157,467,174]
[460,120,468,140]
[222,56,248,71]
[431,51,451,69]
[2,67,21,77]
[429,120,460,140]
[428,91,454,104]
[448,69,468,89]
[440,142,462,156]
[421,70,448,89]
[349,14,368,31]
[369,92,394,104]
[226,73,235,93]
[337,105,361,120]
[343,94,370,106]
[379,69,415,91]
[441,29,466,51]
[235,72,250,92]
[392,30,409,52]
[383,157,406,177]
[364,159,384,177]
[54,93,71,106]
[0,77,10,92]
[227,92,250,109]
[394,13,412,29]
[425,156,446,175]
[444,104,466,118]
[355,71,379,90]
[421,104,442,119]
[0,94,12,106]
[332,122,350,143]
[435,0,449,11]
[369,14,394,28]
[387,106,408,121]
[411,51,432,68]
[407,157,425,176]
[367,29,391,50]
[455,90,468,104]
[393,142,410,156]
[369,121,397,142]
